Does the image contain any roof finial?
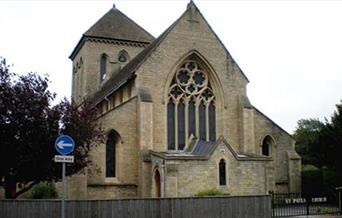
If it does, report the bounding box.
[113,2,116,9]
[187,0,195,8]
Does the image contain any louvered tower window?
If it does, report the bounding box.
[167,59,216,150]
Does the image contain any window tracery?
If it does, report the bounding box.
[167,60,216,150]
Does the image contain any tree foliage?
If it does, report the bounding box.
[294,102,342,198]
[0,57,103,198]
[293,119,325,165]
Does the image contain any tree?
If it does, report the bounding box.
[294,102,342,199]
[0,57,103,198]
[293,118,325,165]
[322,102,342,173]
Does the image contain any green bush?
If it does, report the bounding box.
[302,164,322,197]
[302,164,319,172]
[29,182,58,199]
[195,188,228,197]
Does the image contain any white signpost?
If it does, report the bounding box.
[54,135,75,218]
[54,155,74,163]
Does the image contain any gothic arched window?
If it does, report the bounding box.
[219,159,226,186]
[167,59,216,150]
[100,54,107,82]
[262,135,274,156]
[262,140,269,156]
[106,130,119,177]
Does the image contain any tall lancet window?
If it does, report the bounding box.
[219,159,226,186]
[167,59,216,150]
[100,54,107,82]
[106,130,119,177]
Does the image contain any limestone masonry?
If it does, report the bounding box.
[68,2,301,199]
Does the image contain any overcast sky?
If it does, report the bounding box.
[1,0,342,134]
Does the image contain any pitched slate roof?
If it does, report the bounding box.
[84,6,154,43]
[150,137,272,161]
[93,8,179,103]
[92,2,249,103]
[69,6,154,60]
[191,140,215,156]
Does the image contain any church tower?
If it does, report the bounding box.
[69,5,154,103]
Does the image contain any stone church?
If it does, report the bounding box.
[69,2,301,199]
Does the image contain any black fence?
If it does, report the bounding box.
[271,192,341,217]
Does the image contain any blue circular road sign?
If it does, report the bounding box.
[55,135,75,155]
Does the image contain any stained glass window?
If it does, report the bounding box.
[167,102,175,150]
[178,101,185,150]
[167,59,216,150]
[199,103,206,140]
[209,102,216,141]
[188,100,196,137]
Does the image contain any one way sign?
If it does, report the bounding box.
[55,135,75,155]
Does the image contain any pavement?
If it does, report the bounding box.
[289,216,342,218]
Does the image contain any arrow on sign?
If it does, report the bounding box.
[57,141,74,150]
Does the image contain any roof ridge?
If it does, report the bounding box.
[93,2,249,103]
[186,2,250,82]
[84,7,154,41]
[108,7,154,40]
[70,6,155,60]
[93,5,192,103]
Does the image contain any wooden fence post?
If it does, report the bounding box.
[269,191,274,217]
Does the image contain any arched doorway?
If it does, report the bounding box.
[154,169,161,197]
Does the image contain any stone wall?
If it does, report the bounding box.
[76,97,139,198]
[87,184,137,199]
[153,142,274,197]
[72,40,147,103]
[134,6,248,153]
[253,109,301,192]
